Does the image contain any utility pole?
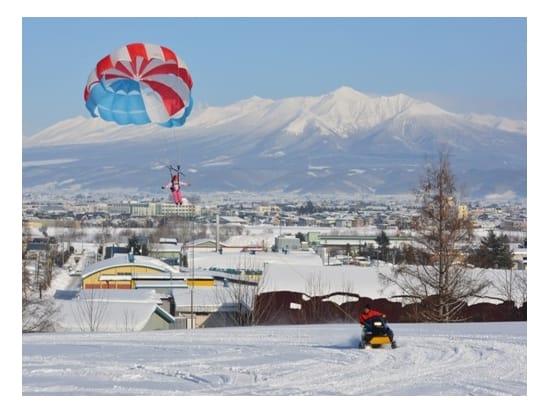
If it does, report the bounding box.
[35,251,40,298]
[190,217,195,328]
[216,213,219,253]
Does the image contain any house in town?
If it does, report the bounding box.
[53,289,175,332]
[80,253,187,290]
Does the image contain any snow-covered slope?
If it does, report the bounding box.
[22,87,526,197]
[22,321,526,396]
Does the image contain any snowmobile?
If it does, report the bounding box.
[359,316,397,349]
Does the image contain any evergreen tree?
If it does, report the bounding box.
[127,234,149,256]
[469,230,514,269]
[375,230,390,261]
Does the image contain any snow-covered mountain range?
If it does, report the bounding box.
[22,87,526,198]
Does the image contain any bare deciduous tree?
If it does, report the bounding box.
[22,227,32,305]
[22,298,58,332]
[515,269,527,306]
[305,272,331,298]
[216,266,276,326]
[120,308,137,332]
[72,289,109,332]
[22,223,58,332]
[226,280,256,326]
[379,150,491,321]
[493,268,527,305]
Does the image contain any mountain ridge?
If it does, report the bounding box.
[24,86,526,147]
[22,87,526,198]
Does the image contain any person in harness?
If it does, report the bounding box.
[162,165,190,205]
[359,303,396,348]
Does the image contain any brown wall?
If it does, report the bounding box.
[254,291,527,324]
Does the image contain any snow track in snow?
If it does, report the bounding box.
[22,322,526,396]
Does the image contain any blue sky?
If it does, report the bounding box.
[22,16,527,136]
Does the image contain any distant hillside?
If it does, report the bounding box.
[22,87,526,198]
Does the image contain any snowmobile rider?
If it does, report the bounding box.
[359,304,395,344]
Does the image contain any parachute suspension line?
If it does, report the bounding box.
[176,126,184,171]
[167,164,184,178]
[167,126,185,180]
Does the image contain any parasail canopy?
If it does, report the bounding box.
[84,43,193,127]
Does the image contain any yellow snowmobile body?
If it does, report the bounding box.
[359,317,397,349]
[368,335,392,347]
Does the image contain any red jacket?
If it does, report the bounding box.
[359,309,385,324]
[170,175,180,191]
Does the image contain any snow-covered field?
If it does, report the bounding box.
[23,321,526,397]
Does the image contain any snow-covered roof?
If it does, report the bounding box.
[220,216,247,224]
[54,301,173,332]
[172,287,248,312]
[149,241,184,252]
[159,238,178,244]
[53,289,174,332]
[76,288,163,302]
[132,273,186,280]
[189,247,514,305]
[81,254,178,280]
[135,280,187,289]
[185,238,223,248]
